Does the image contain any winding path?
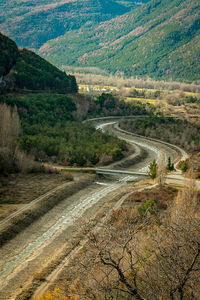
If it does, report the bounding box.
[0,117,196,300]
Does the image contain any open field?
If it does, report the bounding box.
[125,97,166,105]
[79,81,200,123]
[78,84,200,110]
[71,71,200,93]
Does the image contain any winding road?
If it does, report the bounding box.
[0,117,196,300]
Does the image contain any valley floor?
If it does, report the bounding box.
[0,120,199,299]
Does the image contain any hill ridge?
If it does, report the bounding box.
[0,0,148,49]
[0,32,78,94]
[39,0,200,82]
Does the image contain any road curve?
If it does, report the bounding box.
[96,120,186,174]
[0,117,189,299]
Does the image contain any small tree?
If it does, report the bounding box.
[179,159,188,173]
[157,151,166,185]
[166,156,174,172]
[137,199,157,217]
[148,159,157,179]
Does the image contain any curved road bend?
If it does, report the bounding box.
[0,119,188,299]
[97,121,183,173]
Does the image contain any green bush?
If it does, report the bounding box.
[89,93,147,117]
[137,200,157,217]
[119,116,200,152]
[179,159,188,173]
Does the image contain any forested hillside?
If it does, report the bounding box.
[0,33,78,94]
[0,0,149,49]
[39,0,200,82]
[1,93,141,166]
[0,33,148,168]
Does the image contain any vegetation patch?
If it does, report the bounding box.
[119,116,200,152]
[0,95,131,167]
[0,33,78,94]
[88,92,147,117]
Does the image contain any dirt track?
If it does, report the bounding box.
[0,120,187,300]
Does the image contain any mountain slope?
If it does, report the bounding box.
[39,0,200,82]
[0,33,78,94]
[0,0,149,49]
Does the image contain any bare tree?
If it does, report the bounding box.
[69,179,200,300]
[146,179,200,299]
[0,103,20,148]
[157,151,167,186]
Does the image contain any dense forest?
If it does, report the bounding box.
[20,122,127,166]
[0,0,148,49]
[40,0,200,82]
[88,93,148,117]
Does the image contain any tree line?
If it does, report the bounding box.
[88,93,147,117]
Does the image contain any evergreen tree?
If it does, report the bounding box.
[149,159,157,179]
[167,156,174,171]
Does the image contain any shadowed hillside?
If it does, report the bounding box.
[0,33,78,94]
[39,0,200,82]
[0,0,149,49]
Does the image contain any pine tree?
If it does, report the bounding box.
[149,159,157,179]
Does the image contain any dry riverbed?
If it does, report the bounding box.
[0,172,74,220]
[0,120,187,300]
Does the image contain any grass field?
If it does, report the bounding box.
[78,84,199,111]
[79,84,118,91]
[79,84,199,98]
[184,91,199,97]
[125,97,160,105]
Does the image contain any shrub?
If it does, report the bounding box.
[166,156,174,172]
[179,159,188,173]
[137,199,157,217]
[148,159,157,179]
